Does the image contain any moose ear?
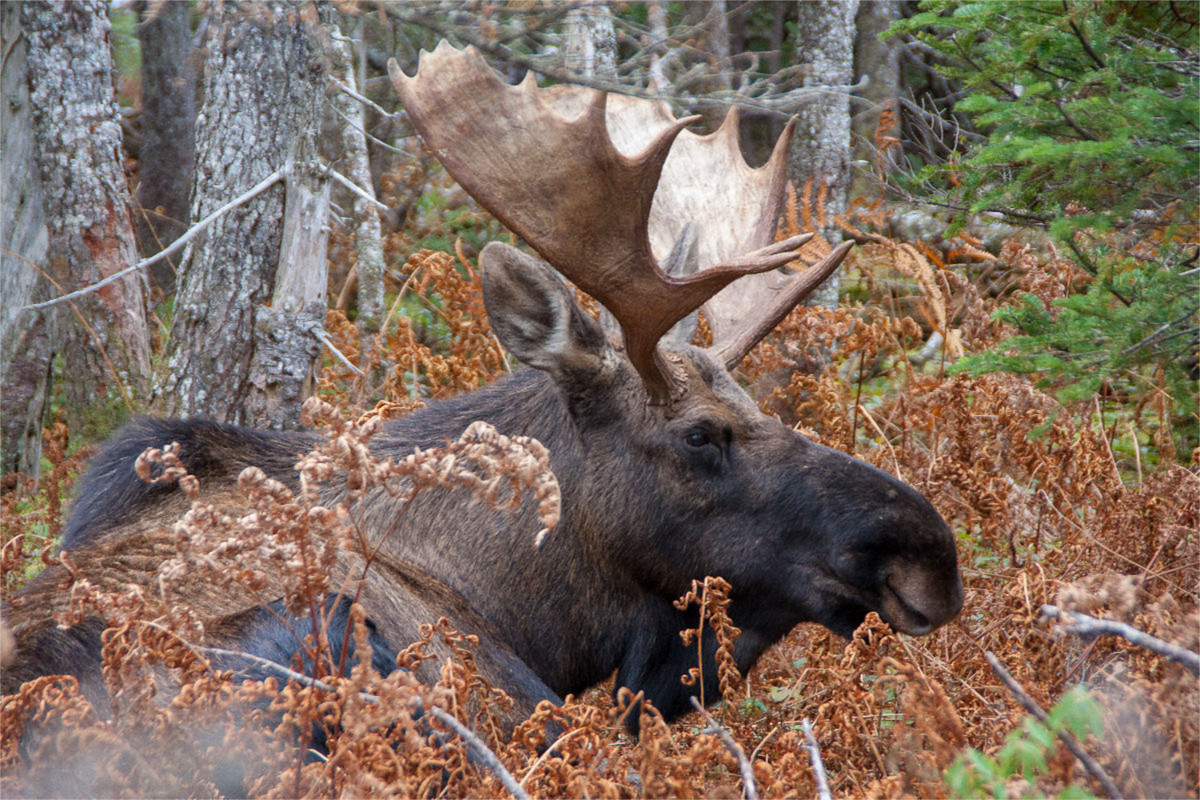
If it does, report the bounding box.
[480,242,611,378]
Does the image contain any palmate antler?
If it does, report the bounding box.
[388,42,851,403]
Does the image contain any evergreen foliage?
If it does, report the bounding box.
[893,1,1198,436]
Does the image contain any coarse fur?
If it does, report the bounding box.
[3,244,963,734]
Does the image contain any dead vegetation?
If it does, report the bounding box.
[1,186,1196,798]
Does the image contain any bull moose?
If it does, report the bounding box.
[2,42,963,744]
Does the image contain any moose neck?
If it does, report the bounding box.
[362,368,656,696]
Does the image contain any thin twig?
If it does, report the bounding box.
[519,728,586,788]
[329,74,392,119]
[1040,605,1200,675]
[428,706,531,800]
[689,696,758,800]
[325,92,412,156]
[22,169,284,311]
[324,165,390,212]
[984,651,1124,800]
[800,719,832,800]
[196,643,349,694]
[1,248,135,414]
[856,403,904,479]
[313,328,365,376]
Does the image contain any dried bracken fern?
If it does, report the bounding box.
[2,204,1196,797]
[674,576,743,707]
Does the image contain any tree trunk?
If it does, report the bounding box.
[789,0,859,308]
[23,0,151,443]
[0,4,53,484]
[331,25,385,347]
[647,0,669,91]
[700,0,732,129]
[153,2,329,429]
[564,4,616,79]
[133,0,196,298]
[851,0,901,199]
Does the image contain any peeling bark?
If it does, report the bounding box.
[23,0,151,441]
[789,0,860,308]
[153,2,328,429]
[1,4,53,483]
[134,0,196,297]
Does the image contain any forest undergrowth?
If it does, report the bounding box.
[1,182,1196,799]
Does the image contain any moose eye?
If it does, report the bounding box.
[684,429,712,449]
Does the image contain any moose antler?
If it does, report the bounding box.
[388,42,849,401]
[537,87,855,369]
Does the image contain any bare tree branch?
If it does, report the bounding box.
[985,651,1124,800]
[21,169,284,312]
[194,641,530,800]
[801,719,833,800]
[1040,604,1200,675]
[373,0,865,118]
[689,696,758,800]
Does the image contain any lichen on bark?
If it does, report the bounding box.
[22,0,151,442]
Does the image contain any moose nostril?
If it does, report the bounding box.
[883,563,963,634]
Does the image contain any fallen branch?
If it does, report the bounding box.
[195,642,529,800]
[985,651,1123,800]
[22,169,284,311]
[800,719,832,800]
[1040,604,1200,676]
[428,706,531,800]
[689,696,758,800]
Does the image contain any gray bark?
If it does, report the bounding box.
[705,0,731,91]
[851,0,901,198]
[331,29,385,344]
[153,2,329,429]
[0,5,52,483]
[134,0,196,297]
[647,1,669,91]
[23,0,151,442]
[700,0,732,129]
[564,4,616,79]
[789,0,860,308]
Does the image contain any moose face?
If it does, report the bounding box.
[482,242,964,649]
[615,349,964,641]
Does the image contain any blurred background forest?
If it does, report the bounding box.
[1,1,1197,798]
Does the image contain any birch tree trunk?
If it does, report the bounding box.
[134,0,196,297]
[564,4,616,79]
[1,5,52,483]
[851,0,901,199]
[789,0,860,308]
[23,0,151,442]
[153,2,329,429]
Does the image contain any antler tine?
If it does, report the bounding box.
[710,241,854,369]
[389,43,803,404]
[584,96,851,367]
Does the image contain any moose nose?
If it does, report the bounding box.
[882,562,964,635]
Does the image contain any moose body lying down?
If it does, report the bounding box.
[2,43,963,750]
